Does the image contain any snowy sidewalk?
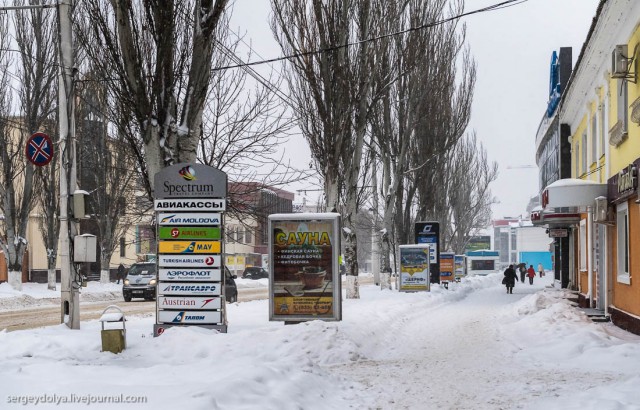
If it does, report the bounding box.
[1,274,639,409]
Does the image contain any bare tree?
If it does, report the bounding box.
[445,133,497,253]
[77,0,231,195]
[271,0,377,298]
[0,3,57,290]
[75,69,142,283]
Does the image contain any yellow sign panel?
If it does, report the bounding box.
[273,296,333,316]
[158,241,220,254]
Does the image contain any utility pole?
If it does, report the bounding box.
[57,0,80,329]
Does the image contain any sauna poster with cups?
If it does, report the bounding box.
[269,215,341,321]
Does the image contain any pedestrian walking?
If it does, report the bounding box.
[537,263,544,277]
[502,264,517,294]
[117,263,125,284]
[527,265,536,285]
[519,263,527,283]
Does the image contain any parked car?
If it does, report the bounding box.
[122,262,157,302]
[225,267,238,303]
[242,266,269,280]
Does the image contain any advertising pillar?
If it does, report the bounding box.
[269,213,342,323]
[415,221,440,284]
[152,164,228,335]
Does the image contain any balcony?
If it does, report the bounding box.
[608,120,628,147]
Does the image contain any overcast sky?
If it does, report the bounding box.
[230,0,600,219]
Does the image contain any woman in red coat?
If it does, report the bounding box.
[526,265,536,285]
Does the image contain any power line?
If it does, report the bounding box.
[212,0,530,72]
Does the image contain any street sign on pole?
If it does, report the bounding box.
[25,132,54,166]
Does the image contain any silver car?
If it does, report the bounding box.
[122,262,157,302]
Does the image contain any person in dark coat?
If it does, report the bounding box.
[527,265,536,285]
[503,264,517,294]
[116,263,125,284]
[518,263,527,283]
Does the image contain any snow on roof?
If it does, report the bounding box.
[547,178,605,188]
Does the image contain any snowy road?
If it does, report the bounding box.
[326,275,640,409]
[2,274,640,410]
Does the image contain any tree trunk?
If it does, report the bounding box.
[8,271,21,291]
[47,268,56,291]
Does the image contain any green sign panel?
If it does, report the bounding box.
[158,226,221,240]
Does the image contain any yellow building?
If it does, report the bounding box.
[546,0,640,335]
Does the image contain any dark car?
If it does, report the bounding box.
[122,262,157,302]
[242,266,269,280]
[225,267,238,303]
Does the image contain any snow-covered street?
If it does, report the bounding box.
[1,273,639,409]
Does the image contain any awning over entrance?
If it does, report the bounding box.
[542,179,608,209]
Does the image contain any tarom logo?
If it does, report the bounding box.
[179,165,196,181]
[172,312,184,323]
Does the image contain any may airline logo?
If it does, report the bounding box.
[158,241,221,254]
[179,165,196,181]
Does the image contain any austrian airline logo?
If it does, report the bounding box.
[179,165,196,181]
[200,298,215,308]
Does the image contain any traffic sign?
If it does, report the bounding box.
[26,132,54,166]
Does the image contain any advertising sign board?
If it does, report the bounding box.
[269,213,342,322]
[158,226,221,240]
[549,228,568,238]
[158,282,221,296]
[398,245,430,292]
[454,255,465,280]
[153,163,227,335]
[158,240,221,254]
[157,310,222,324]
[159,268,221,282]
[157,212,222,226]
[154,199,226,212]
[440,252,455,280]
[158,254,220,268]
[153,163,227,199]
[415,221,440,283]
[157,296,222,310]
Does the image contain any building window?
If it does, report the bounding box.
[574,142,579,178]
[616,201,630,284]
[226,226,235,242]
[236,227,244,243]
[599,106,605,158]
[245,229,252,244]
[591,115,597,163]
[617,79,628,131]
[579,219,587,271]
[120,237,125,257]
[581,132,587,175]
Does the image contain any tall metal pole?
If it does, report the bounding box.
[57,0,79,329]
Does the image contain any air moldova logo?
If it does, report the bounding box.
[26,132,54,167]
[179,165,196,181]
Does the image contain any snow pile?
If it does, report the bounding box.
[0,282,123,311]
